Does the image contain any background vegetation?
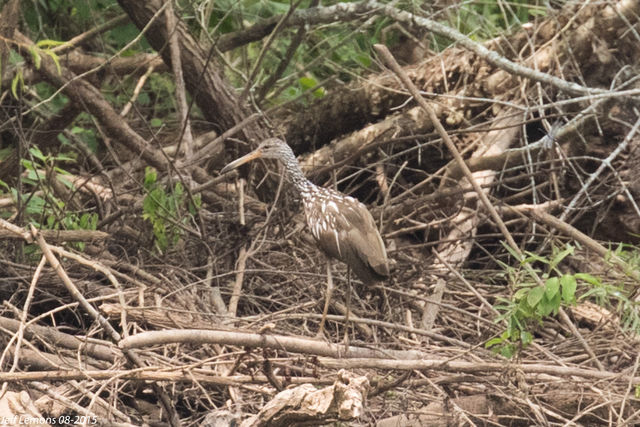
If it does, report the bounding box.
[1,0,640,425]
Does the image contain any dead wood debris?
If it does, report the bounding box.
[1,1,640,426]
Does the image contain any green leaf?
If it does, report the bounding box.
[28,45,41,69]
[550,244,574,271]
[189,195,202,215]
[45,50,62,75]
[550,291,562,315]
[8,49,23,66]
[485,337,504,348]
[355,53,372,68]
[29,146,46,162]
[150,118,163,127]
[11,72,23,99]
[536,297,554,317]
[312,87,326,99]
[36,39,67,48]
[500,345,514,358]
[527,286,545,308]
[501,241,524,262]
[574,273,600,286]
[545,277,559,299]
[298,76,317,90]
[561,274,577,304]
[523,252,548,265]
[513,287,530,300]
[520,330,533,345]
[144,167,157,189]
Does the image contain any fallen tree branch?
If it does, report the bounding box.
[120,329,427,360]
[318,358,640,383]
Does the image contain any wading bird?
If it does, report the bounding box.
[221,138,389,338]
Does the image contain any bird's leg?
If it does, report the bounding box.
[316,259,333,338]
[343,266,351,348]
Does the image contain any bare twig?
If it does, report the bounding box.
[165,0,194,159]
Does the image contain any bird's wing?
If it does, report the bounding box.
[340,196,390,279]
[306,192,389,283]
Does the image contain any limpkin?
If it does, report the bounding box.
[221,137,389,338]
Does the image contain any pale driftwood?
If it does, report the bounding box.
[100,303,203,330]
[0,229,109,241]
[376,394,493,427]
[0,316,118,363]
[298,104,442,174]
[0,391,51,427]
[120,329,428,360]
[240,370,369,427]
[0,370,326,386]
[317,358,640,383]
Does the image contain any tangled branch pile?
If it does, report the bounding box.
[1,0,640,425]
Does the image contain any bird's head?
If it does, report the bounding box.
[220,138,293,175]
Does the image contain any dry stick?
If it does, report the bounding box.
[618,351,640,425]
[432,249,497,317]
[526,208,640,284]
[0,256,46,399]
[318,358,640,382]
[66,381,134,425]
[0,229,109,241]
[185,112,260,167]
[374,43,520,258]
[228,246,249,317]
[421,276,446,332]
[423,376,477,426]
[29,226,182,427]
[206,257,228,315]
[120,63,156,117]
[52,14,128,55]
[239,0,305,103]
[43,242,131,338]
[376,41,520,329]
[121,329,426,360]
[7,348,632,385]
[368,2,604,97]
[433,245,569,367]
[559,114,640,222]
[30,382,135,427]
[277,312,482,351]
[558,307,604,371]
[1,370,325,386]
[373,44,605,371]
[165,0,194,159]
[0,316,118,363]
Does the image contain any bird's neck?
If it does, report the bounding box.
[280,151,316,197]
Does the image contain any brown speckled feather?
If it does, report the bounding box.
[303,187,389,285]
[221,138,389,286]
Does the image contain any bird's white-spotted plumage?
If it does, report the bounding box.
[224,138,389,285]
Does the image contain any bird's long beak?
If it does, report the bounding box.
[220,148,263,175]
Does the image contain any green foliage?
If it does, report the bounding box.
[68,125,99,154]
[487,244,580,357]
[188,0,378,104]
[9,38,64,100]
[488,243,640,357]
[5,147,97,250]
[22,0,121,40]
[454,0,548,40]
[11,70,24,99]
[142,167,201,253]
